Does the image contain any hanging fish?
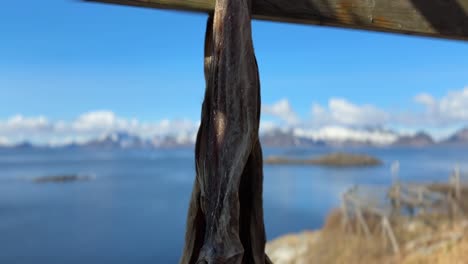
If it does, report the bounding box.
[180,0,271,263]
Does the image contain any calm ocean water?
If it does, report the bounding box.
[0,146,467,263]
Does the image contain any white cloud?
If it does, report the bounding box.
[262,99,300,125]
[259,121,279,134]
[0,115,53,144]
[0,115,50,131]
[0,111,199,145]
[414,93,436,107]
[1,87,467,145]
[72,111,122,131]
[414,87,468,125]
[311,98,389,127]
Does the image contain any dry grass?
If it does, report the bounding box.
[428,183,468,213]
[305,209,398,264]
[267,209,468,264]
[305,230,398,264]
[403,232,468,264]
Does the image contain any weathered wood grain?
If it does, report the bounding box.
[85,0,468,40]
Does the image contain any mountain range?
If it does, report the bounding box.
[1,127,467,150]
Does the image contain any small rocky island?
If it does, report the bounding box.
[33,174,94,183]
[264,152,381,167]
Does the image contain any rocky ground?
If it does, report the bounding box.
[266,231,322,264]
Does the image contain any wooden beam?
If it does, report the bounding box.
[85,0,468,41]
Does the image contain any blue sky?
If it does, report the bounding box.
[0,0,467,144]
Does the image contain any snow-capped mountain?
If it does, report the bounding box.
[2,127,467,149]
[71,131,153,149]
[441,127,468,145]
